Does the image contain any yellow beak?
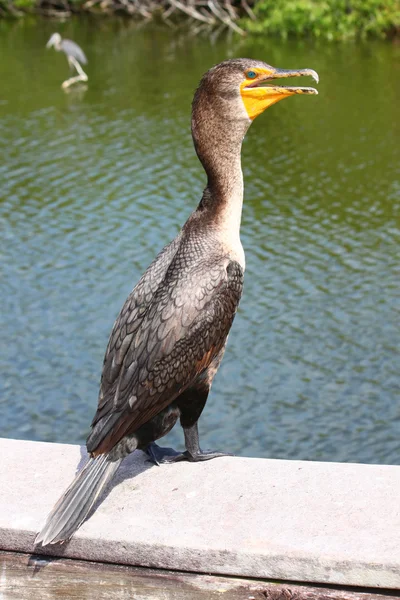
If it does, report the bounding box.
[241,67,319,120]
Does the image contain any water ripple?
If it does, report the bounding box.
[0,24,399,463]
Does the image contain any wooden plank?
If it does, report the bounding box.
[0,551,398,600]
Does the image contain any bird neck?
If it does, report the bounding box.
[191,95,250,239]
[198,154,244,238]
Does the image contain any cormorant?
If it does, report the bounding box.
[36,58,318,546]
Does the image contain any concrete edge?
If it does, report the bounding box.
[1,437,399,589]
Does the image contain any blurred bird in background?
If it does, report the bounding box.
[46,33,88,89]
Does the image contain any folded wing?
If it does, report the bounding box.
[87,254,243,456]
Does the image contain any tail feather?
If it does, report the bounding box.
[45,456,106,540]
[35,454,122,546]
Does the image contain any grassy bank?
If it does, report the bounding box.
[0,0,398,40]
[247,0,400,40]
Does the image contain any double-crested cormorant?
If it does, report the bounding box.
[46,33,88,89]
[36,58,318,546]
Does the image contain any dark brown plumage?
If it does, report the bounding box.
[36,58,318,546]
[88,229,243,460]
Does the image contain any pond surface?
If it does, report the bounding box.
[0,19,399,463]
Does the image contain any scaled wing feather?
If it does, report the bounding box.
[87,237,243,456]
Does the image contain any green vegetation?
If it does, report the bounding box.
[0,0,398,40]
[245,0,400,40]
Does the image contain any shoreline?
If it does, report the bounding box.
[1,1,398,41]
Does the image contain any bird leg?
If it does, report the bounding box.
[145,366,232,465]
[182,422,233,462]
[62,56,88,89]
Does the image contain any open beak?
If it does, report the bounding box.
[241,67,319,120]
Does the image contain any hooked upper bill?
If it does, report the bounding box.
[240,66,319,120]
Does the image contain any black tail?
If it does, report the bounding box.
[35,454,122,546]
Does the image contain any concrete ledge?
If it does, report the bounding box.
[0,437,399,589]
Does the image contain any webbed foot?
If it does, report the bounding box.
[144,442,232,465]
[144,442,183,465]
[181,449,233,463]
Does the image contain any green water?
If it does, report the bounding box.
[0,19,399,463]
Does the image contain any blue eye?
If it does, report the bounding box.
[246,70,257,79]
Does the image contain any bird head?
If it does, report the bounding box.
[46,33,62,50]
[193,58,318,124]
